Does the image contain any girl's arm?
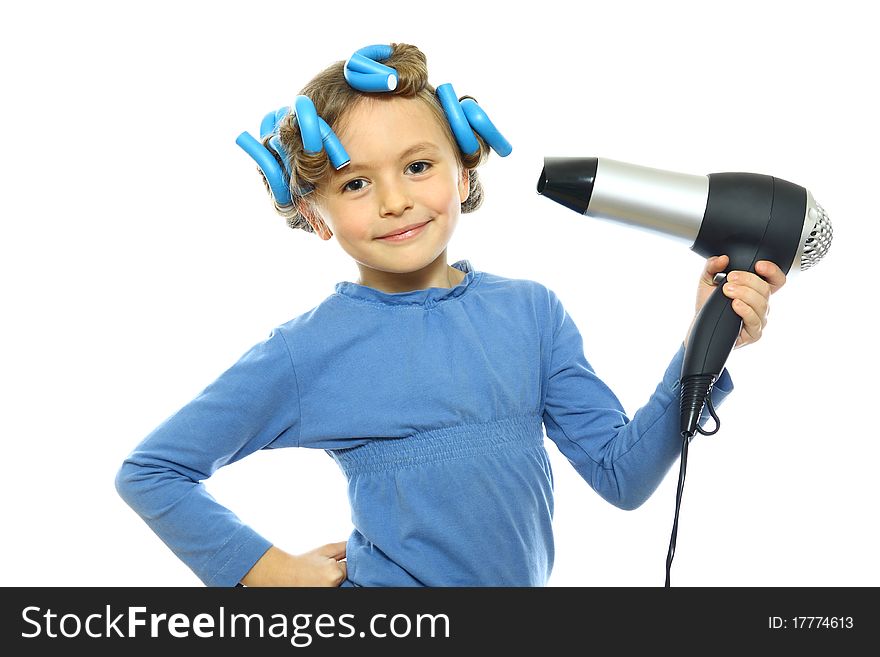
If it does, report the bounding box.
[542,256,784,509]
[541,292,733,510]
[115,328,303,586]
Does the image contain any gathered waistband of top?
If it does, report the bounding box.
[328,415,544,477]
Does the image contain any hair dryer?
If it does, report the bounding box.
[536,156,832,584]
[536,156,832,437]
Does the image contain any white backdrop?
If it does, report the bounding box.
[2,0,876,587]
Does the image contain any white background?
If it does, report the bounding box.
[2,0,876,588]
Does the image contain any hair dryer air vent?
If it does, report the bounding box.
[801,199,833,271]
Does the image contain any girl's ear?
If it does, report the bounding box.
[298,200,333,240]
[458,168,471,204]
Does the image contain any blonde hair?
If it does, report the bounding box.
[257,43,490,233]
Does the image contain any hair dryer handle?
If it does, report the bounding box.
[684,279,742,378]
[680,281,741,436]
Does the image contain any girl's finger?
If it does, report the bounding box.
[754,260,787,294]
[732,299,762,347]
[724,283,768,329]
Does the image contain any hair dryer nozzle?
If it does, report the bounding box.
[536,157,599,215]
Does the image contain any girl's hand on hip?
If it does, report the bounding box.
[240,542,347,587]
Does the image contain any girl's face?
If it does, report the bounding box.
[307,96,469,286]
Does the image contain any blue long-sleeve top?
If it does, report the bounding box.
[116,259,732,587]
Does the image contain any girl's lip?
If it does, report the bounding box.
[376,221,430,242]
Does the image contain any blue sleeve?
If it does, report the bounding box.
[541,291,733,510]
[115,328,302,586]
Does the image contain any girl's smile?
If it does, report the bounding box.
[375,219,432,242]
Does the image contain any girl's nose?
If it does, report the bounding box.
[379,180,413,217]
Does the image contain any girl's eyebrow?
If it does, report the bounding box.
[338,142,440,175]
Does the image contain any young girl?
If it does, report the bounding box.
[115,43,786,587]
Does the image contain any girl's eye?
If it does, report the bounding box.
[341,162,431,192]
[407,161,432,175]
[343,179,367,193]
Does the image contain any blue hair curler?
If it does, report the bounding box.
[260,107,289,142]
[262,107,293,182]
[236,96,350,206]
[237,105,302,205]
[294,96,350,169]
[436,83,512,158]
[344,44,398,92]
[236,130,295,206]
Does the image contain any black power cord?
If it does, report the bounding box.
[665,392,720,587]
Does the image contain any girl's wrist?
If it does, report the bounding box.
[241,545,293,586]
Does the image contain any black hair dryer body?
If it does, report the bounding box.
[537,156,832,438]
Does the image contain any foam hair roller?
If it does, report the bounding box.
[460,98,512,157]
[235,105,300,205]
[294,96,350,169]
[235,131,293,206]
[436,83,512,157]
[261,108,293,181]
[294,96,324,153]
[260,107,289,141]
[344,44,398,92]
[235,98,349,205]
